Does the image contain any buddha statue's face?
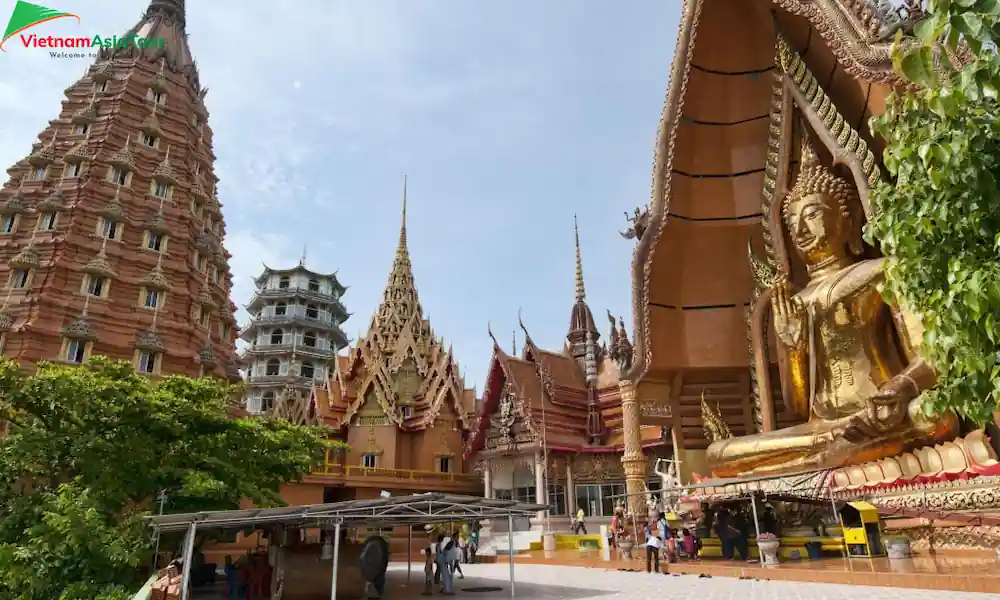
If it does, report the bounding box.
[785,192,844,260]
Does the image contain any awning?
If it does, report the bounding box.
[146,493,548,533]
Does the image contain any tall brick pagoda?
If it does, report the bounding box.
[0,0,240,378]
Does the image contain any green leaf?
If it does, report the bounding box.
[977,0,1000,14]
[953,13,985,39]
[899,46,937,85]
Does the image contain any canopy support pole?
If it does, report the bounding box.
[749,493,761,538]
[508,514,515,598]
[407,525,412,583]
[330,522,341,600]
[178,521,197,600]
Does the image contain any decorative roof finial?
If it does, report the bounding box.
[299,245,307,267]
[399,174,408,250]
[512,330,516,355]
[574,214,586,302]
[487,321,499,349]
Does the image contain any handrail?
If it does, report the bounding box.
[313,461,481,484]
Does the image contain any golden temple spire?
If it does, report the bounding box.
[574,214,586,302]
[399,174,408,251]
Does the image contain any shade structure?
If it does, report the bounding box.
[146,492,548,533]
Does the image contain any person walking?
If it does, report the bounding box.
[644,523,662,573]
[422,548,434,596]
[435,534,455,595]
[574,506,588,535]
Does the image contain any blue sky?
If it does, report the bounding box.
[0,0,679,390]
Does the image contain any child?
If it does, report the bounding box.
[422,548,434,595]
[681,528,698,559]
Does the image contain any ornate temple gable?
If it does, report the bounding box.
[338,178,471,432]
[464,341,542,458]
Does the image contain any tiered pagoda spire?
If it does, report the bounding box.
[336,178,474,431]
[0,0,239,377]
[566,215,600,383]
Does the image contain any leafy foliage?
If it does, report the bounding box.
[0,358,339,600]
[865,0,1000,423]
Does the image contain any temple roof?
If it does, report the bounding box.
[324,177,475,432]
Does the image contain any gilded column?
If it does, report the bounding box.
[619,380,647,520]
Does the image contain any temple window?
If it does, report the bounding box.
[9,269,30,289]
[151,180,169,199]
[72,123,89,136]
[514,487,536,504]
[547,485,567,516]
[438,457,453,473]
[82,274,109,298]
[212,268,221,284]
[108,166,130,186]
[261,391,275,412]
[278,276,290,289]
[139,287,164,309]
[269,329,284,345]
[36,212,57,231]
[190,199,203,217]
[274,302,287,316]
[362,454,378,469]
[29,166,46,181]
[135,349,161,374]
[265,359,280,376]
[220,323,230,340]
[94,80,107,93]
[401,406,411,419]
[62,338,90,364]
[147,89,166,105]
[196,305,210,328]
[97,217,123,241]
[300,361,314,379]
[305,304,319,319]
[303,331,316,347]
[307,278,320,292]
[2,215,17,234]
[495,490,513,501]
[64,162,82,178]
[140,133,158,148]
[143,231,166,253]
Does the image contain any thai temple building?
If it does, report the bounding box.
[465,218,670,531]
[611,0,1000,555]
[240,261,350,420]
[278,180,481,507]
[0,0,239,378]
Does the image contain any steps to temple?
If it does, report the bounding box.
[527,534,603,551]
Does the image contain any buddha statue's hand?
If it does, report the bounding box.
[771,277,806,349]
[842,378,912,442]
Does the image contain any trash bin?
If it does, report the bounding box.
[805,541,823,560]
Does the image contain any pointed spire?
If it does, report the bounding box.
[9,228,40,270]
[98,184,126,221]
[28,133,58,165]
[136,299,165,352]
[574,214,586,302]
[1,177,27,214]
[512,330,517,355]
[399,174,408,252]
[140,250,170,290]
[108,134,136,170]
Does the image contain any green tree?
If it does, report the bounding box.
[0,358,339,600]
[866,0,1000,423]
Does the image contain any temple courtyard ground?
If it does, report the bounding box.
[375,563,999,599]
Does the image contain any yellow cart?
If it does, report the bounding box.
[838,501,885,558]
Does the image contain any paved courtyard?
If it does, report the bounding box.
[384,562,1000,600]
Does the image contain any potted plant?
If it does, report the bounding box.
[757,532,780,566]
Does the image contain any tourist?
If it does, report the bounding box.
[713,510,738,560]
[609,508,623,548]
[468,527,479,563]
[435,534,455,595]
[732,511,751,561]
[422,548,434,596]
[574,506,588,535]
[681,528,698,559]
[644,523,662,573]
[223,556,241,600]
[450,531,465,579]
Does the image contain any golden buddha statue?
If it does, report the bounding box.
[706,136,958,478]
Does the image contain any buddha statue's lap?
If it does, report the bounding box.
[706,136,958,479]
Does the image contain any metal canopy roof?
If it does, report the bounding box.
[146,493,548,533]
